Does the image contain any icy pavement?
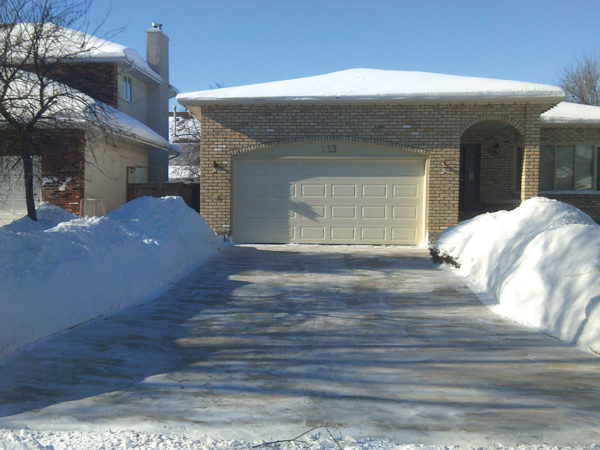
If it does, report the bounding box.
[0,245,599,448]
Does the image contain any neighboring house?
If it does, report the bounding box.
[0,23,179,223]
[177,68,600,245]
[168,109,201,181]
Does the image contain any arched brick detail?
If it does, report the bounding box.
[230,136,429,157]
[459,115,525,137]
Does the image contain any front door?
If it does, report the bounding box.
[459,144,481,212]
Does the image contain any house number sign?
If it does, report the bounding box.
[321,144,337,154]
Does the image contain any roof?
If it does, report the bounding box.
[111,109,180,155]
[541,102,600,125]
[177,68,565,105]
[1,71,177,155]
[4,23,162,84]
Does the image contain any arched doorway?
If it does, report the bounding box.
[460,120,524,219]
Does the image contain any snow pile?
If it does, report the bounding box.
[177,68,564,104]
[0,197,221,359]
[433,197,600,353]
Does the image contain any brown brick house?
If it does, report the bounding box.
[177,68,600,244]
[0,23,179,224]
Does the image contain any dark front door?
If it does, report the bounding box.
[460,144,481,212]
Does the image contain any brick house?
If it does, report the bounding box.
[177,68,600,245]
[0,23,178,223]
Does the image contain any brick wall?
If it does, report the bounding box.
[540,126,600,221]
[461,124,523,207]
[45,62,118,107]
[197,102,555,240]
[40,129,85,214]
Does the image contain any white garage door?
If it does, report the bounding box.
[0,156,42,225]
[232,144,426,245]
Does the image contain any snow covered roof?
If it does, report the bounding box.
[4,23,162,84]
[1,71,177,155]
[541,102,600,125]
[111,109,180,155]
[177,68,565,105]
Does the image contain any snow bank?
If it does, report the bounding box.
[433,198,600,354]
[0,197,221,359]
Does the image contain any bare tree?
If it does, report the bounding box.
[0,0,116,220]
[559,54,600,106]
[169,109,201,180]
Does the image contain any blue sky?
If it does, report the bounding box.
[88,0,599,110]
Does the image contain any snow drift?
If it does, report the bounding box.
[433,197,600,354]
[0,197,221,359]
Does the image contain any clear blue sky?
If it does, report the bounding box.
[88,0,599,110]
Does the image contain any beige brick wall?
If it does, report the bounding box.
[461,125,523,207]
[197,102,556,240]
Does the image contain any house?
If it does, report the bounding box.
[0,23,179,224]
[177,68,600,245]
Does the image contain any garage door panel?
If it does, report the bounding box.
[362,184,387,197]
[392,228,417,241]
[393,184,419,197]
[393,206,418,219]
[331,206,356,219]
[361,206,387,219]
[300,226,325,240]
[331,184,357,197]
[361,227,386,240]
[233,155,424,244]
[301,184,326,197]
[330,227,355,240]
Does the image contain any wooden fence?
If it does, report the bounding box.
[127,182,199,212]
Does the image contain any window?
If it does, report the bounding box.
[123,76,132,102]
[540,145,599,191]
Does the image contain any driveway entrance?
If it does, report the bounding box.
[0,245,598,445]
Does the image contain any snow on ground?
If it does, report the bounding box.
[0,196,221,360]
[2,428,597,450]
[433,197,600,354]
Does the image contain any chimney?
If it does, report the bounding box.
[146,23,169,84]
[145,23,170,180]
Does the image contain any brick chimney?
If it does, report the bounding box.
[146,23,170,180]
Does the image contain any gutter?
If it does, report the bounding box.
[178,95,566,106]
[116,131,181,157]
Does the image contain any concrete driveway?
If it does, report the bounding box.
[0,245,599,446]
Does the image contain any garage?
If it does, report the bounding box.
[232,143,426,245]
[0,156,41,226]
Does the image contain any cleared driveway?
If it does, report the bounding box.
[0,245,599,446]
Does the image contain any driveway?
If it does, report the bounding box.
[0,245,598,446]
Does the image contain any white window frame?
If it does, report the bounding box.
[123,76,133,103]
[540,144,599,192]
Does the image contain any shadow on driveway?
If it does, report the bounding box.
[0,245,598,444]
